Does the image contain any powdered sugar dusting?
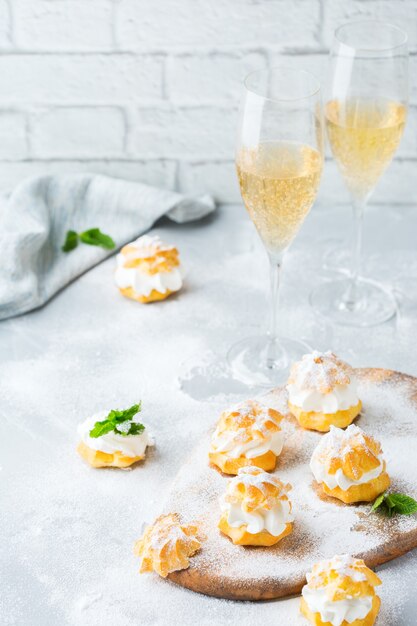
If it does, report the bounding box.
[165,369,417,599]
[123,235,176,259]
[225,467,291,511]
[311,423,383,480]
[288,351,353,393]
[2,201,417,625]
[135,513,203,578]
[143,514,198,553]
[306,554,368,583]
[215,400,281,436]
[316,423,374,455]
[210,400,282,457]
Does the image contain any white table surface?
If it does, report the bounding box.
[1,201,417,625]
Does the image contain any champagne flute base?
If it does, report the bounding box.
[227,335,312,389]
[309,277,397,327]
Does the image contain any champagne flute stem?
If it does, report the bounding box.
[267,254,284,368]
[352,198,365,283]
[344,198,365,308]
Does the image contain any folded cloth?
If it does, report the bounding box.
[0,173,215,320]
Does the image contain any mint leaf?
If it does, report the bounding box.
[62,227,115,253]
[371,492,417,517]
[387,493,417,516]
[107,403,142,425]
[89,420,116,438]
[384,495,397,511]
[62,230,79,252]
[123,422,145,436]
[89,402,143,438]
[80,228,115,250]
[371,492,386,512]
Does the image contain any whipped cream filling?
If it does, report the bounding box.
[302,587,373,626]
[211,429,284,459]
[287,380,359,413]
[310,457,383,491]
[221,497,293,536]
[78,411,154,457]
[115,261,183,297]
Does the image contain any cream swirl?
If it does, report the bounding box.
[115,234,183,297]
[120,235,163,260]
[302,587,373,626]
[221,497,293,536]
[115,264,183,297]
[211,428,283,459]
[287,380,359,413]
[310,457,383,491]
[78,411,154,457]
[302,555,380,626]
[310,424,384,491]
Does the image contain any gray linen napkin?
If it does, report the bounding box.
[0,173,215,320]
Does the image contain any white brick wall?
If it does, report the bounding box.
[15,1,114,50]
[167,52,267,103]
[31,107,126,158]
[0,0,415,204]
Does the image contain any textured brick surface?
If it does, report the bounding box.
[117,0,321,49]
[133,105,236,158]
[167,52,267,103]
[0,55,164,103]
[0,0,11,48]
[0,0,415,203]
[15,0,114,50]
[322,0,417,51]
[0,111,27,159]
[31,107,126,158]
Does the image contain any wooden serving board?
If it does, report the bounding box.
[165,369,417,600]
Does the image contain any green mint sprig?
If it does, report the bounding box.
[62,228,115,253]
[89,403,144,438]
[79,228,115,249]
[62,230,79,252]
[371,492,417,517]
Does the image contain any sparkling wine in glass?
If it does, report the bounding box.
[310,21,408,326]
[228,67,323,387]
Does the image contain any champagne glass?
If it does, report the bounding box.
[310,21,408,326]
[228,67,323,387]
